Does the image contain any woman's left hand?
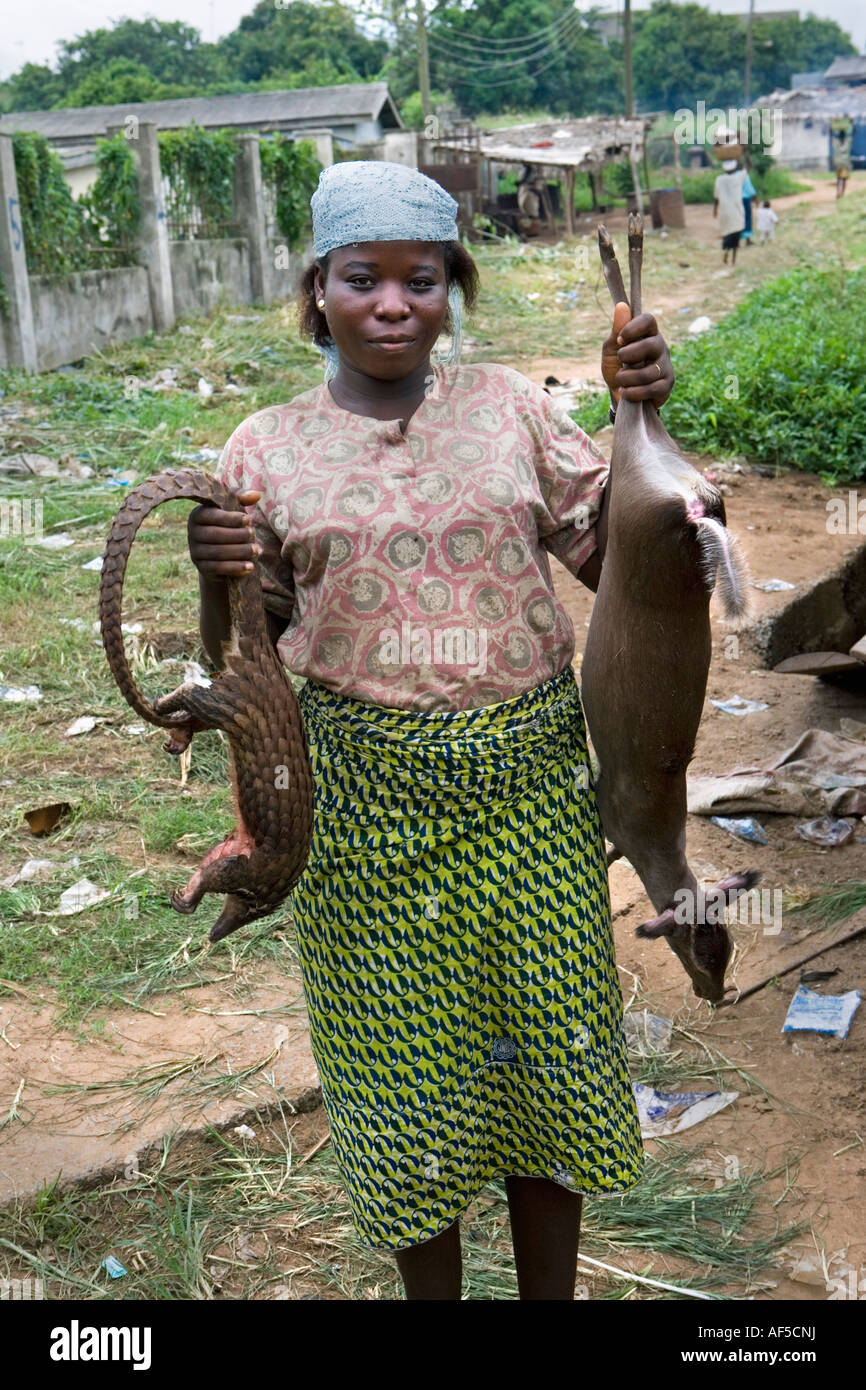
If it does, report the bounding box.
[601,301,674,408]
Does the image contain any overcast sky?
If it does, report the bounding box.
[1,1,862,82]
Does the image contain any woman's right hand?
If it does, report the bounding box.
[188,489,262,579]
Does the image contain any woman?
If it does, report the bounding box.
[713,157,747,265]
[189,161,674,1301]
[740,164,757,246]
[832,123,853,199]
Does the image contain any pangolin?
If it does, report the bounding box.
[99,469,313,942]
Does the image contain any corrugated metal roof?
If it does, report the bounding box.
[756,84,866,115]
[459,118,651,172]
[0,82,402,145]
[824,56,866,82]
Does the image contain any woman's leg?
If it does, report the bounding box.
[395,1220,462,1300]
[505,1175,583,1300]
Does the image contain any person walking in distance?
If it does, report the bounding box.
[713,157,747,265]
[740,163,757,247]
[832,122,853,199]
[756,200,778,244]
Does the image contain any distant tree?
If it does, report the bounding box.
[218,2,387,86]
[631,3,744,110]
[255,59,365,91]
[748,14,856,96]
[384,0,619,117]
[630,1,857,111]
[4,62,64,112]
[56,18,226,91]
[59,59,191,108]
[0,0,857,122]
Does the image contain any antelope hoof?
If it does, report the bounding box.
[170,888,198,915]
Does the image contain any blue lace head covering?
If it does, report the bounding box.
[310,160,464,381]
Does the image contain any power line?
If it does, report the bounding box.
[432,39,585,89]
[428,4,582,53]
[427,12,586,71]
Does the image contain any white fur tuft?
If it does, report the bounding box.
[695,516,751,623]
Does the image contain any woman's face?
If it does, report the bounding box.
[314,240,449,381]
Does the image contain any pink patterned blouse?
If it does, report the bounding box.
[214,360,609,712]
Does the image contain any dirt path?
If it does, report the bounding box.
[673,172,842,243]
[518,174,850,392]
[0,973,319,1203]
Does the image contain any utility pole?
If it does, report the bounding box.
[623,0,634,118]
[744,0,755,107]
[416,0,432,123]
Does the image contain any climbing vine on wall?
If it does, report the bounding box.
[259,137,321,249]
[11,132,93,275]
[158,124,239,239]
[79,134,141,256]
[7,131,141,294]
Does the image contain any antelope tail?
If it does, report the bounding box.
[694,516,752,624]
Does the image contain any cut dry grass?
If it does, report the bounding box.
[0,1115,802,1301]
[786,880,866,928]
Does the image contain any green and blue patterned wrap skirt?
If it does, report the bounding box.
[291,666,644,1251]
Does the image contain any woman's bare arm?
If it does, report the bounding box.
[575,478,610,594]
[189,488,285,669]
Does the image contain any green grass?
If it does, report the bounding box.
[0,1126,802,1300]
[787,880,866,926]
[653,262,866,481]
[0,308,328,1020]
[674,166,810,204]
[0,840,300,1023]
[574,235,866,482]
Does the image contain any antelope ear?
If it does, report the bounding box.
[715,869,761,899]
[635,906,676,940]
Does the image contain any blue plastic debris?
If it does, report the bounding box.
[101,1255,127,1279]
[633,1083,738,1137]
[782,985,861,1040]
[796,817,856,847]
[711,815,769,845]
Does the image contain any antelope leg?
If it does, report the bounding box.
[627,212,644,317]
[597,225,630,308]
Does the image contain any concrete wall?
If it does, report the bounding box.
[0,313,14,368]
[28,265,152,370]
[64,164,99,200]
[262,235,314,307]
[169,238,251,319]
[0,235,313,370]
[1,118,314,370]
[772,117,830,169]
[383,131,418,167]
[352,120,384,145]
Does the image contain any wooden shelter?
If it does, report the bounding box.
[432,117,653,234]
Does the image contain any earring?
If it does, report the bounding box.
[317,299,326,309]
